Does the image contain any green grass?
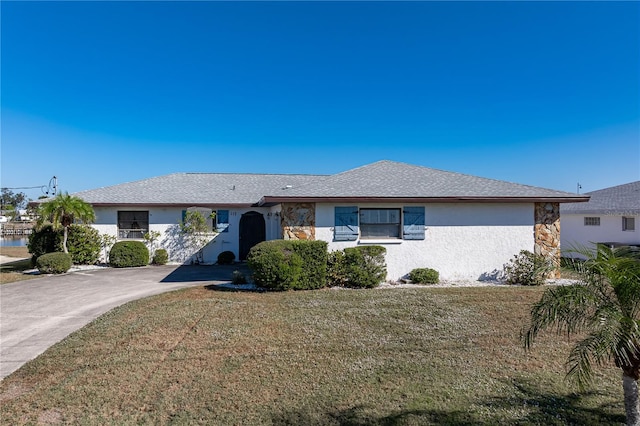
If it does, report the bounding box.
[0,286,624,425]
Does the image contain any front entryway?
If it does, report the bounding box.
[239,211,266,260]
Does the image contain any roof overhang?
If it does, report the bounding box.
[78,202,260,208]
[259,195,591,206]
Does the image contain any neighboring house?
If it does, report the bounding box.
[560,181,640,254]
[72,160,588,281]
[17,209,34,222]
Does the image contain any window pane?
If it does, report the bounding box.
[118,211,149,239]
[584,217,600,226]
[623,217,635,231]
[359,208,401,239]
[360,209,400,224]
[361,224,400,239]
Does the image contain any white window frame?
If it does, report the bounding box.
[359,208,402,240]
[117,211,149,239]
[584,217,600,226]
[622,217,635,231]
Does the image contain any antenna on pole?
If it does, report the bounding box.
[43,176,57,197]
[577,182,582,194]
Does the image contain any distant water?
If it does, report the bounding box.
[0,237,28,247]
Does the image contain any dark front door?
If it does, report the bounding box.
[239,211,266,260]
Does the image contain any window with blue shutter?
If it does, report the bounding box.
[216,210,229,233]
[334,207,359,241]
[403,207,425,240]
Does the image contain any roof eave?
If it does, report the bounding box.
[259,195,591,205]
[84,202,259,208]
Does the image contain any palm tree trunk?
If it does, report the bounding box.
[623,373,640,426]
[63,227,69,254]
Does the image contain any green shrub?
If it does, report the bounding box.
[66,224,101,265]
[109,241,149,268]
[28,224,62,264]
[288,240,328,290]
[409,268,439,284]
[503,250,553,286]
[327,250,348,287]
[36,252,72,274]
[217,250,236,265]
[152,249,169,265]
[343,245,387,288]
[248,241,302,291]
[247,240,328,291]
[231,270,248,284]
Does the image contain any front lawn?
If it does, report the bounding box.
[0,286,623,425]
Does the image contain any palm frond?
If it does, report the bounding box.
[522,283,598,349]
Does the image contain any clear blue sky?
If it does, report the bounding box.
[2,1,639,201]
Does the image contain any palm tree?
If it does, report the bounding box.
[522,244,640,426]
[37,192,96,254]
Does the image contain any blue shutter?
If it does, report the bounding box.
[216,210,229,233]
[334,207,359,241]
[403,207,425,240]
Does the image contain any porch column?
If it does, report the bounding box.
[534,202,561,278]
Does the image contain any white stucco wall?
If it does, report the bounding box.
[92,206,280,264]
[316,203,536,281]
[561,214,640,255]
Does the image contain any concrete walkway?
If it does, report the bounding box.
[0,264,248,380]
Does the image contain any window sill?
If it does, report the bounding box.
[358,239,403,245]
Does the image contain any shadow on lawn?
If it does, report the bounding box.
[270,378,624,425]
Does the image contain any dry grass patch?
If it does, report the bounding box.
[0,246,36,284]
[0,286,624,425]
[0,246,30,258]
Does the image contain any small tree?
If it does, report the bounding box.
[522,244,640,425]
[180,210,215,264]
[143,230,162,261]
[37,193,96,254]
[100,234,117,264]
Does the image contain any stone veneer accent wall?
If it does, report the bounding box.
[281,203,316,240]
[534,202,561,278]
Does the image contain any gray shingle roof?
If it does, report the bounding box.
[560,181,640,215]
[72,173,326,206]
[71,160,588,206]
[261,160,586,203]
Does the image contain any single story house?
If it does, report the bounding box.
[560,181,639,255]
[72,160,588,281]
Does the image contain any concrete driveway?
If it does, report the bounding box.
[0,264,247,380]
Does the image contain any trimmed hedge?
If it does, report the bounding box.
[36,252,72,274]
[343,245,387,288]
[67,224,101,265]
[327,250,348,287]
[28,224,62,265]
[217,250,236,265]
[247,240,328,291]
[152,249,169,265]
[409,268,439,284]
[109,241,149,268]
